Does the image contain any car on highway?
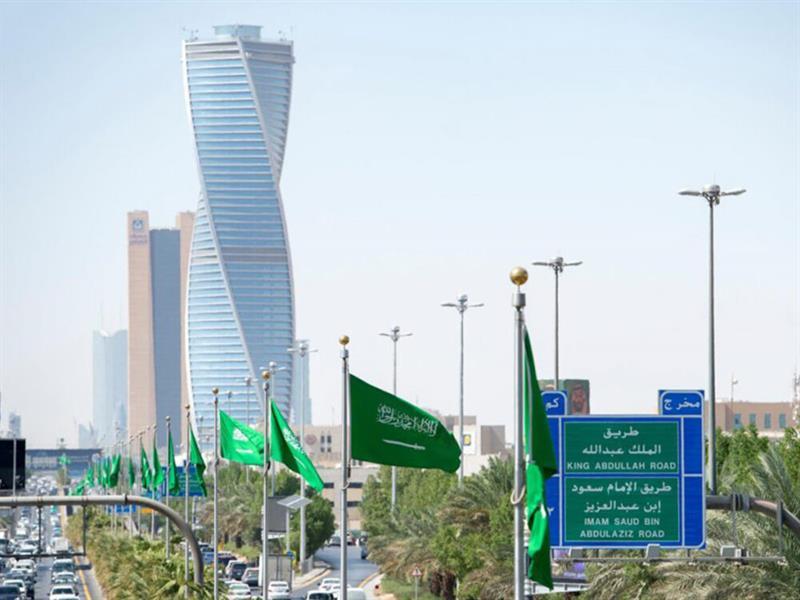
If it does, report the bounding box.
[305,592,334,600]
[241,568,259,589]
[49,574,77,587]
[51,559,75,576]
[225,560,248,581]
[6,571,34,596]
[318,578,339,592]
[48,584,79,599]
[327,536,341,547]
[226,581,252,599]
[0,583,22,599]
[267,580,290,600]
[1,580,27,600]
[360,545,368,560]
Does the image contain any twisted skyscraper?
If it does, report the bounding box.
[182,25,295,447]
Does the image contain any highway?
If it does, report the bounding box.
[290,545,379,599]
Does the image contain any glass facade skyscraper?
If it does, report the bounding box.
[183,25,295,447]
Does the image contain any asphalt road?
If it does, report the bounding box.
[290,545,379,599]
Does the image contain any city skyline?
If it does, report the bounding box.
[0,2,797,447]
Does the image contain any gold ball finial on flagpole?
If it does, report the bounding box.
[211,387,219,396]
[261,370,270,380]
[510,266,528,286]
[339,335,350,346]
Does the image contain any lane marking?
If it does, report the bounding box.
[78,566,93,599]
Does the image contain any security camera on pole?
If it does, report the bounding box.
[378,326,412,509]
[678,183,746,495]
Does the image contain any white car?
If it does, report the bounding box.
[52,573,78,586]
[2,579,26,598]
[49,584,79,599]
[318,578,339,592]
[267,581,291,600]
[227,581,252,599]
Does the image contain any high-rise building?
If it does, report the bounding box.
[182,25,295,447]
[77,423,97,449]
[92,329,127,444]
[8,412,21,439]
[127,211,194,447]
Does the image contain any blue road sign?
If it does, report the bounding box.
[544,390,705,549]
[157,464,206,498]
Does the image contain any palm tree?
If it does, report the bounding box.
[584,441,800,599]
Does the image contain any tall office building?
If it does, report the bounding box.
[8,412,21,439]
[182,25,295,447]
[128,211,195,447]
[92,329,128,444]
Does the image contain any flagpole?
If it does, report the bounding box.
[340,335,351,600]
[137,431,144,536]
[151,423,157,539]
[184,403,191,598]
[166,415,172,560]
[129,435,134,538]
[261,370,272,600]
[511,267,528,600]
[212,387,220,600]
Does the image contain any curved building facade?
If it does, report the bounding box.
[182,25,294,447]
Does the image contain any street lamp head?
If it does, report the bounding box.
[458,294,468,304]
[211,387,219,396]
[509,266,528,286]
[703,184,721,196]
[261,370,270,381]
[339,334,350,346]
[244,376,252,386]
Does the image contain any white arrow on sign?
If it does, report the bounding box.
[383,439,425,451]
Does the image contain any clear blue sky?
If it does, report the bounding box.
[1,1,798,447]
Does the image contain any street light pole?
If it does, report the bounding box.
[730,375,739,431]
[679,183,746,495]
[288,339,317,573]
[441,295,483,485]
[379,326,413,509]
[532,257,583,390]
[261,370,272,600]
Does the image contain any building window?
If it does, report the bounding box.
[749,414,756,426]
[779,414,787,429]
[349,481,363,489]
[764,414,772,429]
[346,501,360,508]
[734,414,742,428]
[323,482,334,489]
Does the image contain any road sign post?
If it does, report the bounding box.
[412,566,422,600]
[544,390,705,549]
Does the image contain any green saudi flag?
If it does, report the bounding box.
[349,375,460,472]
[219,410,263,466]
[270,400,324,492]
[189,427,207,496]
[167,430,180,495]
[85,465,95,487]
[523,327,557,589]
[71,480,85,496]
[128,456,136,490]
[108,454,121,488]
[152,438,164,490]
[140,445,152,490]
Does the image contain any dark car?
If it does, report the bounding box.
[242,567,259,588]
[360,545,369,560]
[0,585,20,600]
[227,561,247,581]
